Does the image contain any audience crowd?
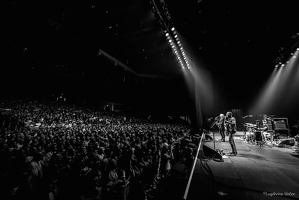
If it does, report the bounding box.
[0,99,196,200]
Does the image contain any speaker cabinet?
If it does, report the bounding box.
[272,118,290,137]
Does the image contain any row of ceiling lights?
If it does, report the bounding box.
[149,0,190,70]
[274,33,299,68]
[165,27,190,69]
[275,47,299,68]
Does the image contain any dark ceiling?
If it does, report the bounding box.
[4,0,299,113]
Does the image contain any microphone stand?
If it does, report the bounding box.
[242,116,246,140]
[242,115,251,140]
[213,128,215,150]
[210,117,218,150]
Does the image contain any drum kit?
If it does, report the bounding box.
[243,114,275,146]
[244,123,257,143]
[244,123,265,145]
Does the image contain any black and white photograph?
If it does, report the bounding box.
[2,0,299,200]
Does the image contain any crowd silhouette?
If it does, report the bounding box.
[0,98,197,200]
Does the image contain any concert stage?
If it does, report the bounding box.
[165,131,299,200]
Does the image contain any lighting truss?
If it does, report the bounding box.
[149,0,190,70]
[274,33,299,68]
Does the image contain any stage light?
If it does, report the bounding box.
[150,0,191,70]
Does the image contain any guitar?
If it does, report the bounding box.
[225,118,237,133]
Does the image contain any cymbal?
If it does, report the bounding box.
[242,115,254,118]
[245,123,257,127]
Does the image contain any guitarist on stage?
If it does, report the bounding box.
[225,112,238,156]
[216,113,226,142]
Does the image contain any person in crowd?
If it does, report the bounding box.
[183,147,194,179]
[160,143,174,178]
[117,147,132,200]
[28,151,46,200]
[102,159,123,200]
[78,158,102,200]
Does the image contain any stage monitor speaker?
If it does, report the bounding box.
[202,144,223,161]
[278,138,295,147]
[275,129,290,138]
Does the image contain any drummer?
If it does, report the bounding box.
[261,119,270,141]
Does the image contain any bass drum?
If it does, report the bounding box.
[246,131,255,142]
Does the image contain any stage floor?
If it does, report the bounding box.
[164,131,299,200]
